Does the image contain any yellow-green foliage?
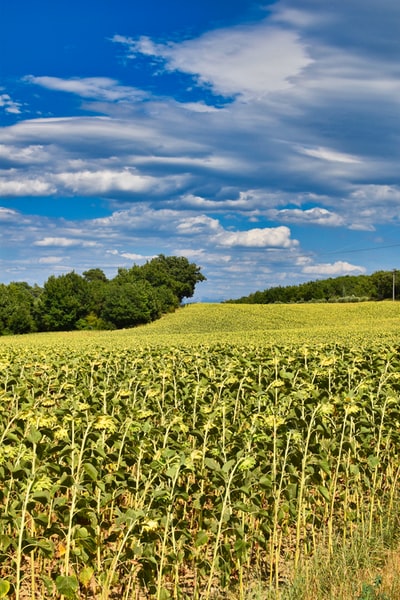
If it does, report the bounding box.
[1,300,399,348]
[0,302,400,598]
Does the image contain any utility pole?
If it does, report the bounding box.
[393,269,396,301]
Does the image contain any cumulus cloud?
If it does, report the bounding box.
[214,226,298,248]
[0,176,55,196]
[0,164,189,199]
[176,215,220,234]
[0,144,49,164]
[55,169,160,195]
[350,184,400,205]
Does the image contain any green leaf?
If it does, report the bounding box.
[222,458,236,473]
[0,535,13,551]
[234,538,248,558]
[83,463,98,481]
[318,485,331,502]
[74,526,89,539]
[367,455,380,469]
[233,501,253,513]
[55,575,79,598]
[4,432,20,443]
[32,490,50,505]
[204,457,220,471]
[26,427,42,444]
[319,460,331,475]
[79,566,94,587]
[194,530,209,547]
[166,463,180,479]
[0,580,10,598]
[259,475,272,489]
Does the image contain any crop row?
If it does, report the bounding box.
[0,342,400,598]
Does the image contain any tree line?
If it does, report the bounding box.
[0,255,206,335]
[225,271,397,304]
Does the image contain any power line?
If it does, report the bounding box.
[320,242,400,256]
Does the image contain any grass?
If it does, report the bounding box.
[228,512,400,599]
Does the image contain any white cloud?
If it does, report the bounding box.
[0,144,49,164]
[271,207,344,226]
[214,226,298,248]
[25,76,146,102]
[0,163,189,199]
[93,206,185,232]
[298,146,362,164]
[350,184,400,204]
[55,169,158,195]
[0,114,207,164]
[91,205,300,259]
[120,252,149,261]
[271,6,321,28]
[338,185,400,229]
[113,21,313,100]
[34,237,99,248]
[296,255,313,266]
[0,176,54,196]
[179,102,222,113]
[348,223,376,232]
[0,207,19,220]
[38,256,66,264]
[302,261,366,276]
[0,93,22,114]
[176,215,220,234]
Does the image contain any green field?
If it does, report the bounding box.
[1,302,400,599]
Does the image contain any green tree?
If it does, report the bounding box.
[101,280,160,328]
[82,268,108,283]
[0,282,37,334]
[140,255,206,303]
[37,272,90,331]
[82,268,109,316]
[113,255,206,308]
[225,271,391,304]
[370,271,394,300]
[153,284,180,313]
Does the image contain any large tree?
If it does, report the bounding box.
[82,268,109,316]
[37,272,90,331]
[101,280,160,328]
[114,255,206,306]
[139,255,206,303]
[0,282,37,334]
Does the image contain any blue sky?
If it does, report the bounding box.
[1,0,400,301]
